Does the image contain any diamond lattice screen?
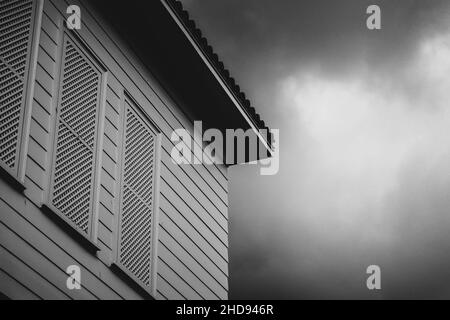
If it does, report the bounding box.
[51,36,101,235]
[118,98,156,287]
[0,0,34,172]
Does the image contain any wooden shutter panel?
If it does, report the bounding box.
[117,97,157,289]
[50,35,101,236]
[0,0,34,173]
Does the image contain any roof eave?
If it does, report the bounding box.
[161,0,273,158]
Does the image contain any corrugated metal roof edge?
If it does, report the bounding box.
[164,0,273,150]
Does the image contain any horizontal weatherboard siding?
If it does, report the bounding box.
[1,0,229,300]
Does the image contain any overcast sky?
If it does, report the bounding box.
[181,0,450,299]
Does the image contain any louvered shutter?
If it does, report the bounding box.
[50,35,101,236]
[117,97,158,289]
[0,0,34,174]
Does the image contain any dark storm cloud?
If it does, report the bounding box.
[182,0,450,299]
[184,0,450,92]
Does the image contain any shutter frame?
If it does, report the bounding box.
[115,93,161,296]
[0,0,38,180]
[47,32,103,241]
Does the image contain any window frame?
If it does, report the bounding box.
[113,90,162,297]
[44,29,107,247]
[0,0,43,189]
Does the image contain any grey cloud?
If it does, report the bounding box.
[182,0,450,299]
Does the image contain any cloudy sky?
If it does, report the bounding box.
[181,0,450,299]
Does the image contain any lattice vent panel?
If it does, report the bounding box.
[51,36,101,235]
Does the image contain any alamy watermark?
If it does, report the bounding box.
[66,265,81,290]
[366,265,381,290]
[171,121,279,176]
[366,5,381,30]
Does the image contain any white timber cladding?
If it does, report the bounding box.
[0,0,229,300]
